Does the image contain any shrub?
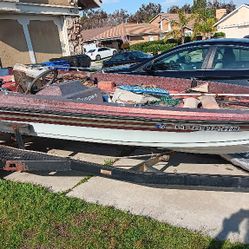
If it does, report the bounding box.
[130,40,177,54]
[184,36,192,43]
[213,32,226,38]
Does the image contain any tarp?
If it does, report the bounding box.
[221,153,249,172]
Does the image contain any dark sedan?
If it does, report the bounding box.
[102,51,153,69]
[105,39,249,85]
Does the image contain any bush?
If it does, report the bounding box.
[130,40,177,54]
[213,32,226,38]
[184,36,192,43]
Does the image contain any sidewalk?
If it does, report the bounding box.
[3,138,249,244]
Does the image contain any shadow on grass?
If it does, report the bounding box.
[207,209,249,249]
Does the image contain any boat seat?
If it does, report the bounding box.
[37,80,103,104]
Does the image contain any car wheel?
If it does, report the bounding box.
[96,55,101,61]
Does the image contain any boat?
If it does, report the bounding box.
[0,66,249,155]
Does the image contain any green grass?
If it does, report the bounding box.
[0,179,248,249]
[103,158,117,166]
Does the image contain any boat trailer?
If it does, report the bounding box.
[0,122,249,192]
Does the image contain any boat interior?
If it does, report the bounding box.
[2,66,249,113]
[20,70,249,110]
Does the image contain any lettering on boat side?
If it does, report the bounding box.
[155,123,240,132]
[76,94,98,102]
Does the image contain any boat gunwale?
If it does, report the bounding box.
[0,92,249,123]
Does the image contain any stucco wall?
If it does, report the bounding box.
[129,34,160,45]
[218,7,249,27]
[218,26,249,38]
[150,16,160,28]
[150,17,174,33]
[217,6,249,38]
[19,0,71,6]
[28,20,62,62]
[0,19,30,67]
[162,19,170,32]
[129,36,145,45]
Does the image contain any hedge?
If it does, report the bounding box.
[130,40,177,54]
[213,32,226,38]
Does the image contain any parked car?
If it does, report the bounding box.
[50,54,91,68]
[105,39,249,85]
[102,51,153,69]
[86,47,117,61]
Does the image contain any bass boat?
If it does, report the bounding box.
[0,68,249,155]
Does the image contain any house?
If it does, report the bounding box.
[214,4,249,38]
[149,13,194,38]
[81,23,162,49]
[0,0,101,67]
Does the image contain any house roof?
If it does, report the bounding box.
[82,23,162,42]
[0,0,101,15]
[81,26,112,42]
[150,12,194,30]
[78,0,102,9]
[214,4,249,26]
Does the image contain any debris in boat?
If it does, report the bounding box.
[153,96,180,107]
[115,85,181,106]
[102,94,111,102]
[98,81,116,93]
[0,68,12,76]
[0,75,16,92]
[42,60,70,70]
[183,97,200,108]
[119,85,169,96]
[190,82,209,93]
[13,63,49,79]
[199,96,220,109]
[221,153,249,172]
[112,88,160,105]
[56,72,94,86]
[13,63,58,93]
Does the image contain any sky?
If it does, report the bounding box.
[101,0,246,14]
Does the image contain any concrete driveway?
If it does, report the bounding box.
[2,137,249,244]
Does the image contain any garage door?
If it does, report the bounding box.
[28,20,62,63]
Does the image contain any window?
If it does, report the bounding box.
[213,46,249,69]
[133,51,152,58]
[98,48,108,52]
[151,47,209,71]
[110,53,129,62]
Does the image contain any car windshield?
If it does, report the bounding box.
[109,51,152,62]
[132,51,153,58]
[151,47,209,71]
[88,49,96,53]
[110,53,130,61]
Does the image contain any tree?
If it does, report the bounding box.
[166,10,192,44]
[181,4,192,14]
[207,0,235,14]
[81,9,109,29]
[221,1,236,14]
[192,3,216,39]
[128,3,162,23]
[192,0,207,11]
[110,9,129,25]
[81,9,130,29]
[168,5,180,14]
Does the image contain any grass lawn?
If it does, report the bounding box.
[0,179,248,249]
